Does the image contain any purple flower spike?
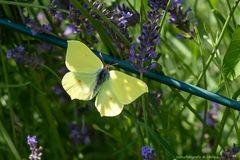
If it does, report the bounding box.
[64,25,77,36]
[111,4,139,27]
[42,24,52,32]
[27,135,42,160]
[27,135,37,147]
[6,46,44,68]
[200,102,220,126]
[107,4,139,54]
[69,122,91,145]
[26,17,52,35]
[6,50,12,59]
[172,0,182,8]
[55,12,65,21]
[148,0,195,38]
[16,46,25,52]
[52,84,69,103]
[221,143,240,160]
[141,145,156,160]
[128,9,160,73]
[148,0,167,10]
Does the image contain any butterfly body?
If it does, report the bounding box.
[62,40,148,116]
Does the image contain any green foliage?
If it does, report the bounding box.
[222,26,240,80]
[0,0,240,160]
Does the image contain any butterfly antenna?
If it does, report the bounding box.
[108,62,119,69]
[98,52,119,69]
[99,52,105,63]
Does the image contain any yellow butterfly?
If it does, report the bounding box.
[62,40,148,116]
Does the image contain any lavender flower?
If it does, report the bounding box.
[36,42,53,54]
[52,84,69,102]
[6,45,24,61]
[68,4,82,26]
[221,144,240,160]
[148,0,195,38]
[48,0,68,21]
[111,4,139,28]
[27,135,42,160]
[148,0,182,11]
[168,6,194,37]
[26,17,52,35]
[58,66,68,75]
[90,1,110,19]
[141,145,156,160]
[88,2,139,54]
[67,4,98,43]
[6,46,44,68]
[107,4,139,55]
[172,0,183,8]
[42,24,52,32]
[149,90,162,105]
[64,25,78,36]
[48,0,98,44]
[70,122,90,145]
[129,10,160,73]
[148,0,167,10]
[200,102,220,126]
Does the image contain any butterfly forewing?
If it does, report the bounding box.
[66,40,103,73]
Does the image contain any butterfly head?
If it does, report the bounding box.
[93,67,110,95]
[96,66,110,86]
[97,64,117,83]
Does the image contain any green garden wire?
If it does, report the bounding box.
[0,18,240,111]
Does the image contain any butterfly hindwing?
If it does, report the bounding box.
[109,70,148,104]
[95,80,123,117]
[66,40,103,73]
[95,70,148,116]
[62,72,98,100]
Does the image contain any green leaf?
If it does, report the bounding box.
[0,121,21,160]
[222,26,240,80]
[209,0,219,7]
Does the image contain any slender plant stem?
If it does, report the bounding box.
[231,110,240,144]
[42,64,61,81]
[223,113,240,145]
[181,0,240,113]
[79,0,131,48]
[211,108,230,153]
[39,96,67,159]
[140,74,149,144]
[140,0,146,31]
[0,51,17,146]
[126,0,138,15]
[226,0,237,27]
[0,81,31,88]
[197,0,240,83]
[0,0,69,13]
[129,105,144,145]
[69,0,120,57]
[211,74,230,153]
[172,88,226,149]
[195,27,209,148]
[159,0,172,33]
[0,120,21,160]
[160,37,197,78]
